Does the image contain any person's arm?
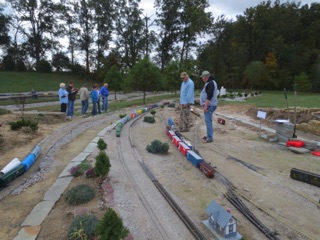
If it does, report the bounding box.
[203,82,214,112]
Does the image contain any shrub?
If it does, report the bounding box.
[0,108,11,115]
[146,140,169,154]
[168,103,175,108]
[150,109,156,116]
[96,208,129,240]
[97,138,107,151]
[68,214,99,240]
[9,118,38,131]
[94,151,111,177]
[119,113,126,119]
[143,116,155,123]
[69,159,92,177]
[65,184,96,205]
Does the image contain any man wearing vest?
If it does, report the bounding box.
[179,72,194,132]
[200,71,218,143]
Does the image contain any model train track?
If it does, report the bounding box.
[192,118,318,240]
[128,113,209,240]
[116,117,170,240]
[0,114,114,198]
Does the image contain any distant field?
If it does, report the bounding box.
[217,90,320,109]
[0,72,319,109]
[0,72,96,93]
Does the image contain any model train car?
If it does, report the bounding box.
[166,120,215,178]
[0,145,41,187]
[116,104,159,137]
[290,168,320,187]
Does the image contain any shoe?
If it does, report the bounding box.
[202,136,207,140]
[203,138,213,143]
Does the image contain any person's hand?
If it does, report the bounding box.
[203,106,208,112]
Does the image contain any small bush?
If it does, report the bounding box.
[119,113,126,119]
[97,138,107,151]
[143,116,155,123]
[0,108,11,115]
[146,140,169,154]
[168,103,175,108]
[94,151,111,177]
[65,184,96,205]
[8,118,38,131]
[96,208,129,240]
[69,159,92,177]
[68,214,99,240]
[150,109,156,116]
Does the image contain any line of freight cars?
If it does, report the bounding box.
[116,104,159,137]
[167,118,215,178]
[0,145,41,188]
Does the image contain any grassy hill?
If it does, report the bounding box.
[0,72,97,93]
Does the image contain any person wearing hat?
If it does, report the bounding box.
[179,72,194,132]
[78,83,90,115]
[200,70,218,143]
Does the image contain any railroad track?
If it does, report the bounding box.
[191,112,318,240]
[127,112,209,240]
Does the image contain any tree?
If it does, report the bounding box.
[73,0,95,72]
[7,0,64,71]
[52,52,70,72]
[155,0,212,71]
[105,65,123,100]
[127,57,162,104]
[91,0,114,72]
[0,4,11,49]
[244,61,267,90]
[114,0,145,70]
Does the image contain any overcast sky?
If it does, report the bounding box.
[140,0,317,20]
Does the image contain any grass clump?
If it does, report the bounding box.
[143,116,155,123]
[146,139,169,154]
[9,118,38,131]
[65,184,96,205]
[68,214,99,240]
[96,208,129,240]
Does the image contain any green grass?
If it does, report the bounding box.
[218,91,320,108]
[0,72,96,93]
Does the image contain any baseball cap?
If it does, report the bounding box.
[200,71,210,77]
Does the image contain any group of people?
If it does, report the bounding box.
[58,81,109,118]
[179,70,218,143]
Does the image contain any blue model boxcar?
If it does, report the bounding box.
[187,150,204,168]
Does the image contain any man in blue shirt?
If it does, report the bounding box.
[100,82,109,112]
[179,72,194,132]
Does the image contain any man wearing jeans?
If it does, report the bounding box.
[78,83,90,115]
[100,82,109,112]
[66,81,78,118]
[179,72,194,132]
[200,71,218,143]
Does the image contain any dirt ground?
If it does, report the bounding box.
[0,104,320,240]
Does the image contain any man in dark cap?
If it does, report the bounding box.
[200,71,218,143]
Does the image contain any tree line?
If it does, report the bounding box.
[0,0,319,93]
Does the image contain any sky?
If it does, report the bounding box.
[140,0,317,20]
